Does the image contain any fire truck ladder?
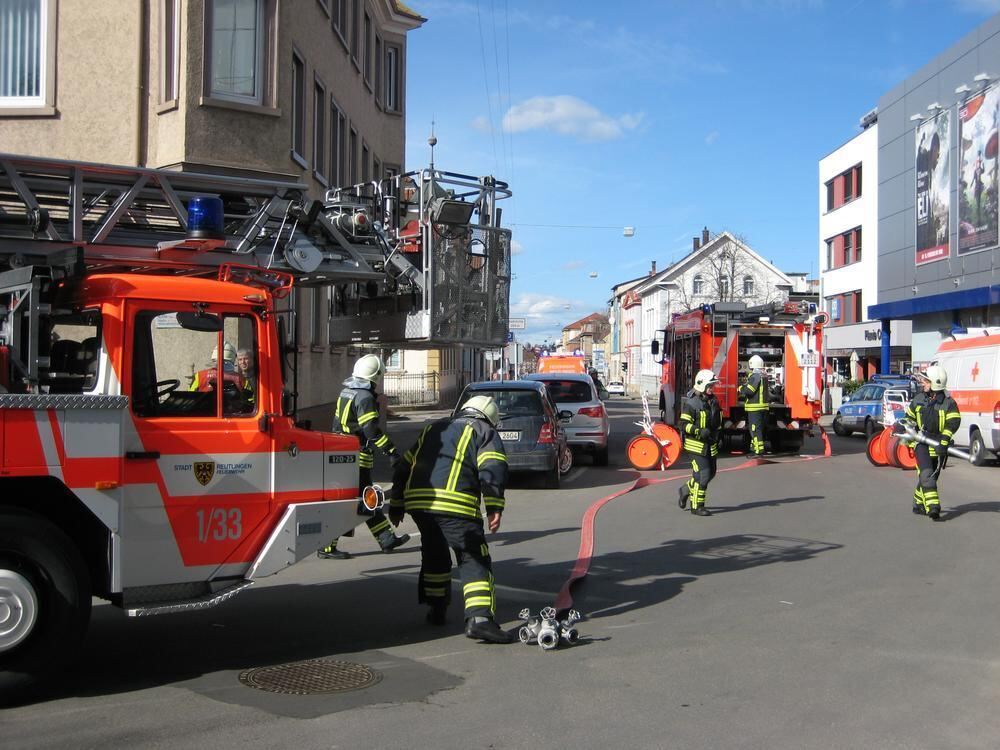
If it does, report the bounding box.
[0,152,400,284]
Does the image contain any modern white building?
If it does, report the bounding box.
[819,114,911,381]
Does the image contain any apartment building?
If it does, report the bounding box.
[0,0,425,409]
[819,115,911,381]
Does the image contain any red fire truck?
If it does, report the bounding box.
[0,154,511,690]
[652,301,827,453]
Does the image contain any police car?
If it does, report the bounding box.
[832,375,916,438]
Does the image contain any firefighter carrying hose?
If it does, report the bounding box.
[739,354,769,455]
[389,394,515,644]
[901,366,961,521]
[317,354,410,559]
[677,369,723,517]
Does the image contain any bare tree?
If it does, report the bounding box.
[671,231,784,313]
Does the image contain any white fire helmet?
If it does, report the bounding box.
[693,369,720,393]
[211,342,237,365]
[918,365,948,392]
[353,354,384,382]
[748,355,764,371]
[461,394,500,427]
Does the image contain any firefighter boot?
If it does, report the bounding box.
[426,604,448,626]
[912,504,926,516]
[692,506,712,517]
[926,504,941,521]
[317,542,352,560]
[378,530,411,552]
[465,617,516,644]
[678,483,690,509]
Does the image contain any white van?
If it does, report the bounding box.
[932,331,1000,465]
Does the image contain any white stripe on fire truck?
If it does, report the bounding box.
[35,410,64,481]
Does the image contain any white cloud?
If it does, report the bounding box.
[562,260,586,271]
[511,239,524,255]
[471,115,491,133]
[705,130,720,146]
[501,95,643,142]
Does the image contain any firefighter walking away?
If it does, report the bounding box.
[678,369,723,517]
[739,354,769,455]
[389,395,515,643]
[902,366,961,521]
[318,354,410,558]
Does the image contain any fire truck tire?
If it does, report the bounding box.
[0,511,91,695]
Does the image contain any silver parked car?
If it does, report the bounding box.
[524,372,610,465]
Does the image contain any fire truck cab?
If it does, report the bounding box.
[652,301,826,453]
[0,153,511,689]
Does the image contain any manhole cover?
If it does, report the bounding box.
[238,659,382,695]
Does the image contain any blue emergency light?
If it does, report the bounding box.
[187,195,225,240]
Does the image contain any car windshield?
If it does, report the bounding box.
[538,379,593,403]
[469,389,543,416]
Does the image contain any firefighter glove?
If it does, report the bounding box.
[698,428,712,440]
[388,507,405,526]
[938,437,950,448]
[389,451,402,469]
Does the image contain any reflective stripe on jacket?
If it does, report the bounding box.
[333,384,396,456]
[390,416,508,519]
[680,391,722,456]
[906,391,961,457]
[739,371,769,412]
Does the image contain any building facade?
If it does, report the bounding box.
[869,12,1000,367]
[0,0,424,410]
[819,117,912,381]
[607,275,646,389]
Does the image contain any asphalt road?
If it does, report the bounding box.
[4,400,1000,749]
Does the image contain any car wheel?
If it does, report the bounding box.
[832,414,851,437]
[864,418,877,439]
[558,444,573,475]
[0,511,92,694]
[969,429,988,467]
[593,446,609,466]
[542,464,561,489]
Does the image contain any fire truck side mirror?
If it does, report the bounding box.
[650,340,660,356]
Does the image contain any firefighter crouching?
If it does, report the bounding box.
[678,369,723,517]
[389,395,515,644]
[318,354,410,559]
[739,354,769,455]
[902,366,961,521]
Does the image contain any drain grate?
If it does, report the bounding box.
[238,659,382,695]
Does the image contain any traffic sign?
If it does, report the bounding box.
[508,318,526,330]
[506,331,514,343]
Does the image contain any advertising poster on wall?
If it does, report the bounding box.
[915,110,952,265]
[958,85,999,255]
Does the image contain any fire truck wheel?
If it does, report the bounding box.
[0,511,91,694]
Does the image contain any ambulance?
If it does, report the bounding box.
[932,330,1000,465]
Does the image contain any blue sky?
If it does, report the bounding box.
[403,0,1000,345]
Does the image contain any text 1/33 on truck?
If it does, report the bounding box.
[0,153,512,691]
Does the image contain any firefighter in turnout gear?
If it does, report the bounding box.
[389,394,514,644]
[739,354,769,455]
[317,354,410,559]
[678,369,723,517]
[904,365,961,521]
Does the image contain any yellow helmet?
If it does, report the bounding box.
[461,394,500,427]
